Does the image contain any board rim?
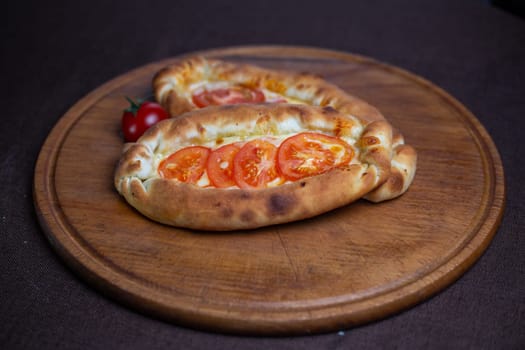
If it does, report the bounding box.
[33,45,506,335]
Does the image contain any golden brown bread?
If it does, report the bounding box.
[153,56,386,123]
[114,104,393,230]
[152,56,417,202]
[364,130,417,202]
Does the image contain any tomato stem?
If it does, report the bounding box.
[125,96,140,114]
[124,94,157,115]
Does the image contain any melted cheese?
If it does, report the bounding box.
[188,80,306,105]
[155,132,360,189]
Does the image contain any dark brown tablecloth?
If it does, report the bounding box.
[3,0,524,348]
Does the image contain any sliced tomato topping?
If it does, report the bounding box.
[192,85,265,107]
[158,146,211,184]
[233,139,282,189]
[206,143,241,188]
[277,132,354,181]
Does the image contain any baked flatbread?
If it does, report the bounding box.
[114,104,393,230]
[152,57,416,202]
[153,56,385,122]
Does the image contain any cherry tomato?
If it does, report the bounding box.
[192,86,265,107]
[121,97,169,142]
[158,146,211,184]
[233,139,282,189]
[277,132,354,181]
[206,143,241,188]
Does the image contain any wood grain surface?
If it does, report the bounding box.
[33,46,505,335]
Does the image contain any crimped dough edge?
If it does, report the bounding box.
[114,104,393,230]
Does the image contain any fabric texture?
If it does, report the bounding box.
[3,0,524,348]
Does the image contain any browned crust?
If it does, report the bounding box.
[118,165,377,231]
[114,104,393,230]
[364,144,418,202]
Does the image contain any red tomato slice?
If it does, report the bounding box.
[158,146,211,184]
[277,132,354,181]
[206,143,241,188]
[192,86,265,107]
[233,139,282,189]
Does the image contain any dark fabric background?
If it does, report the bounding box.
[3,0,524,349]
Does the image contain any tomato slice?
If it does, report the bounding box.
[233,139,282,189]
[277,132,354,181]
[192,85,265,107]
[158,146,211,184]
[206,143,241,188]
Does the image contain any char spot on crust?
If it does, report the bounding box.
[388,168,404,193]
[361,136,380,146]
[221,207,234,218]
[240,192,251,200]
[322,106,337,114]
[214,201,234,218]
[287,105,306,118]
[240,210,255,222]
[268,193,296,216]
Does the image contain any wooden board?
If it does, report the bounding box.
[33,46,505,335]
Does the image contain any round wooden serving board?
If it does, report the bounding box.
[34,46,505,335]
